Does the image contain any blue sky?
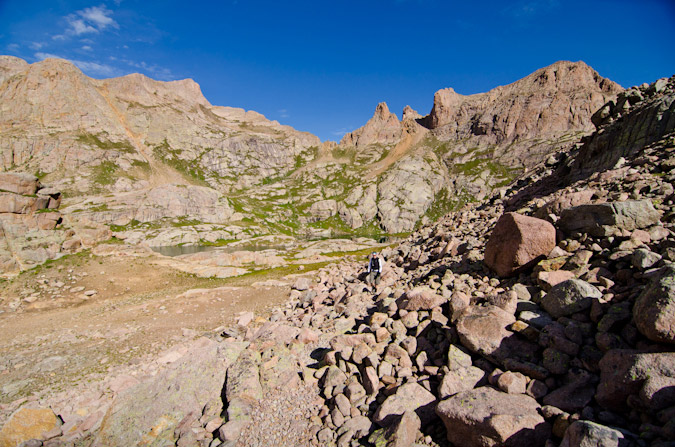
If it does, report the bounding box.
[1,0,674,141]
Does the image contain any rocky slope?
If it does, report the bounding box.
[0,57,622,274]
[2,75,673,447]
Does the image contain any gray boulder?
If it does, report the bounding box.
[558,200,661,237]
[560,420,632,447]
[541,279,602,318]
[633,265,675,344]
[596,349,675,412]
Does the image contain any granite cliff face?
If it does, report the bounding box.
[424,61,620,154]
[0,56,625,275]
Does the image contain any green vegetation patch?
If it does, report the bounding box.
[153,139,208,186]
[77,133,136,153]
[91,161,118,186]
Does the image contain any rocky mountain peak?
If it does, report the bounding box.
[0,55,29,83]
[402,105,422,121]
[340,101,402,148]
[421,61,622,154]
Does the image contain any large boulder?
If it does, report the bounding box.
[560,420,632,447]
[436,387,551,447]
[455,305,536,363]
[535,190,595,219]
[93,338,239,446]
[633,265,675,344]
[308,199,338,222]
[397,287,446,311]
[368,411,421,447]
[484,213,556,277]
[0,193,43,214]
[558,200,661,237]
[0,407,60,447]
[541,279,602,318]
[595,349,675,413]
[0,172,39,195]
[373,382,437,427]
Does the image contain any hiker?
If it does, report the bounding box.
[366,251,384,287]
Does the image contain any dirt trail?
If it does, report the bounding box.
[0,253,294,410]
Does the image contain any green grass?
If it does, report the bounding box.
[91,161,118,186]
[77,133,136,153]
[153,139,209,186]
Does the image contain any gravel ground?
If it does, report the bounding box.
[236,381,323,447]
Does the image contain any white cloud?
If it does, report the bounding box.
[35,52,62,60]
[30,42,44,50]
[82,45,93,51]
[121,58,175,81]
[278,109,290,118]
[78,6,118,30]
[62,5,118,37]
[67,18,98,35]
[7,43,20,52]
[72,59,120,77]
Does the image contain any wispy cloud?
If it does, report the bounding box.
[78,5,118,30]
[56,5,118,39]
[278,109,290,118]
[7,43,20,52]
[332,128,352,137]
[35,52,121,77]
[119,58,175,81]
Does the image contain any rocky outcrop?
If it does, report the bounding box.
[423,61,621,162]
[0,172,98,276]
[340,103,402,148]
[570,75,675,179]
[376,153,448,233]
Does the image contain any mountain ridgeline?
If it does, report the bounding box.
[0,56,622,273]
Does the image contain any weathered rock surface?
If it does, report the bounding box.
[436,387,551,447]
[571,75,675,178]
[595,350,675,413]
[633,265,675,344]
[558,200,661,236]
[541,279,603,318]
[560,420,631,447]
[373,383,437,427]
[93,338,235,446]
[484,212,556,277]
[0,407,60,447]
